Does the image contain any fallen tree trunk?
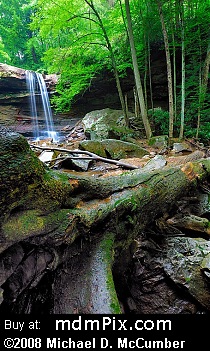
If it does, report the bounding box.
[0,127,210,313]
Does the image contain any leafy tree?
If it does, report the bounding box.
[31,0,130,123]
[0,0,43,69]
[0,37,10,62]
[181,0,210,141]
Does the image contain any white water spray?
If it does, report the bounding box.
[26,71,58,142]
[26,71,39,140]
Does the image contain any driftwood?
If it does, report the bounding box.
[1,128,210,313]
[30,144,139,169]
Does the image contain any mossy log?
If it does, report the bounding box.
[1,128,210,313]
[167,214,210,234]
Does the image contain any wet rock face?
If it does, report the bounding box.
[0,63,58,94]
[115,234,210,314]
[0,64,59,134]
[163,237,210,310]
[0,63,26,93]
[71,47,170,112]
[0,77,26,94]
[0,244,25,287]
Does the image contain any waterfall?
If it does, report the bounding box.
[26,71,39,140]
[26,71,58,142]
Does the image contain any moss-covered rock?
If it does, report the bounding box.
[79,139,149,160]
[101,139,149,159]
[82,108,135,140]
[79,140,107,157]
[148,135,168,148]
[1,209,71,245]
[0,128,45,221]
[0,127,73,231]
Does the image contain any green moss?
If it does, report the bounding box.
[101,139,149,160]
[45,168,71,184]
[100,232,122,314]
[2,209,70,242]
[79,140,107,157]
[109,125,135,140]
[25,169,74,212]
[148,135,168,147]
[0,131,75,222]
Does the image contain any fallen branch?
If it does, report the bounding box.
[30,144,139,169]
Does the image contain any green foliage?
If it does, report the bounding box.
[0,0,45,68]
[0,38,10,62]
[30,0,126,110]
[148,108,170,135]
[185,122,210,145]
[52,60,102,111]
[0,0,209,144]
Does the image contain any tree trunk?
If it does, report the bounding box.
[170,0,177,121]
[171,32,177,122]
[84,0,129,126]
[179,0,185,139]
[125,0,152,139]
[196,30,202,139]
[148,36,154,112]
[156,0,174,141]
[196,29,210,139]
[201,33,210,97]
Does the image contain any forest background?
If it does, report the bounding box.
[0,0,209,143]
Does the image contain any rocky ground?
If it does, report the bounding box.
[0,109,210,314]
[31,118,208,176]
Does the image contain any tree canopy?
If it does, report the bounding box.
[0,0,209,142]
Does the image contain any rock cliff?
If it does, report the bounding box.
[0,63,58,131]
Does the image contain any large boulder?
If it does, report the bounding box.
[148,135,168,149]
[79,140,107,157]
[163,237,210,310]
[128,235,210,314]
[101,139,149,159]
[79,139,149,160]
[82,108,135,140]
[0,127,45,221]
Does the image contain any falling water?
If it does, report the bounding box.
[26,71,39,140]
[26,71,58,142]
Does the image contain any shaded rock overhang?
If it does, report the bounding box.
[0,63,58,94]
